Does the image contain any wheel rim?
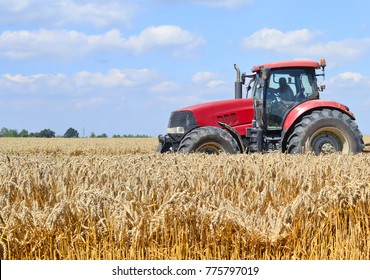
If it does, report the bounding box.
[309,127,349,154]
[196,142,224,154]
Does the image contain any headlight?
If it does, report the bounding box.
[167,127,185,134]
[167,110,198,141]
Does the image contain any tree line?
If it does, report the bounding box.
[0,127,151,138]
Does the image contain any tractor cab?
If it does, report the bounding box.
[251,60,325,131]
[244,59,328,152]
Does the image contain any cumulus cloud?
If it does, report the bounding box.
[0,68,229,112]
[192,71,216,83]
[242,28,314,49]
[242,28,370,60]
[0,29,109,59]
[0,73,70,94]
[192,71,225,88]
[195,0,253,8]
[0,0,136,27]
[206,80,225,88]
[0,0,30,12]
[328,72,370,87]
[74,97,107,109]
[0,26,204,60]
[124,25,205,55]
[0,68,158,94]
[73,69,157,88]
[336,72,364,83]
[325,72,370,133]
[149,81,180,93]
[157,94,203,106]
[2,73,47,84]
[152,0,253,8]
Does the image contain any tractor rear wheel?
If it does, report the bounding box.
[178,126,239,154]
[287,109,364,154]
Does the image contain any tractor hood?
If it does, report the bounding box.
[175,98,254,136]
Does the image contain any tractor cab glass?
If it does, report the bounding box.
[265,68,318,130]
[252,73,264,128]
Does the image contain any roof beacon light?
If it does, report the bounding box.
[320,58,327,69]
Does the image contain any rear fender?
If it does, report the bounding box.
[282,100,356,150]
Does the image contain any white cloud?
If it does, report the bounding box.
[153,0,253,8]
[328,72,370,89]
[0,26,204,60]
[0,29,96,59]
[0,69,158,95]
[242,28,314,49]
[9,99,43,110]
[207,80,225,88]
[0,0,30,12]
[197,0,253,8]
[242,28,370,60]
[157,94,203,106]
[325,72,370,135]
[3,73,47,84]
[150,81,180,93]
[0,0,136,27]
[192,71,225,88]
[55,1,135,28]
[192,71,216,83]
[125,25,205,55]
[75,97,107,109]
[336,72,364,83]
[0,68,229,114]
[0,73,69,94]
[74,69,157,88]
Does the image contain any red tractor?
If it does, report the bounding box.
[158,59,365,154]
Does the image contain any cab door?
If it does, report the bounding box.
[253,73,265,129]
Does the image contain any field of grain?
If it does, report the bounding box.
[0,137,369,260]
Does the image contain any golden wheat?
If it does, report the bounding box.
[0,137,369,260]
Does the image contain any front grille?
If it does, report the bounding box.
[168,110,197,127]
[168,110,198,141]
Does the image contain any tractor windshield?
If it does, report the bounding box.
[265,68,318,130]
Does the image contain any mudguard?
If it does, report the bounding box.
[282,100,356,148]
[283,100,355,131]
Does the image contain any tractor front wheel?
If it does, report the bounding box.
[287,109,364,154]
[178,126,239,154]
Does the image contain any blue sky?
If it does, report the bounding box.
[1,0,370,137]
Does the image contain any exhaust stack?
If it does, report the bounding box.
[234,64,242,99]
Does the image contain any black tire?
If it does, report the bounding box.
[287,109,364,154]
[178,126,239,154]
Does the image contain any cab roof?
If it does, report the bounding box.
[251,60,321,72]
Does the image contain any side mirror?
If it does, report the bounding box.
[241,72,246,84]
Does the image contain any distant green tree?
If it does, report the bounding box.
[9,129,18,137]
[90,132,96,138]
[0,127,9,137]
[19,129,29,137]
[38,129,56,138]
[0,127,18,137]
[112,134,151,138]
[97,133,108,138]
[64,127,79,138]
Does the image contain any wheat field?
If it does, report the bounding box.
[0,137,369,260]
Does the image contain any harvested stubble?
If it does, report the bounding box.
[0,138,369,260]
